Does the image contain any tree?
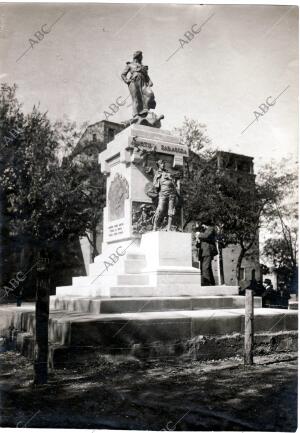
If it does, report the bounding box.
[0,84,25,289]
[0,84,105,383]
[177,118,294,285]
[262,237,297,289]
[67,135,106,261]
[260,158,298,292]
[174,117,211,153]
[181,152,259,284]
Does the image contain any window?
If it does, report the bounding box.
[108,128,115,142]
[237,160,250,172]
[92,133,97,141]
[239,267,246,281]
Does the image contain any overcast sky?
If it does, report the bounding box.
[0,3,298,168]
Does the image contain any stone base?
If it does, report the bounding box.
[288,294,298,310]
[55,285,238,298]
[0,302,297,368]
[56,231,231,298]
[48,331,298,368]
[50,295,263,314]
[289,300,298,310]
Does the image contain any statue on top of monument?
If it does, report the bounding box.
[121,51,164,128]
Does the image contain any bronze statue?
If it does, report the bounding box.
[121,51,157,120]
[152,160,180,231]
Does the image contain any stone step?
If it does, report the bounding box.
[61,308,297,347]
[50,295,262,314]
[126,253,146,260]
[1,304,297,349]
[109,285,239,297]
[110,285,155,297]
[117,273,149,286]
[56,284,240,298]
[88,256,146,276]
[56,285,109,297]
[92,251,146,266]
[56,285,241,298]
[123,259,146,274]
[72,276,97,286]
[289,300,298,310]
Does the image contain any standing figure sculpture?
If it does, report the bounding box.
[152,160,180,231]
[121,51,156,119]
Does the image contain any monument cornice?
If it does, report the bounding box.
[98,125,189,175]
[127,136,189,157]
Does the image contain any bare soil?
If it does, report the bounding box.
[0,351,297,431]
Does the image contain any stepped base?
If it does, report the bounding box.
[0,302,297,361]
[56,232,237,298]
[56,284,239,297]
[289,299,298,310]
[50,295,262,314]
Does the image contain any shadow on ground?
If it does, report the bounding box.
[0,351,297,431]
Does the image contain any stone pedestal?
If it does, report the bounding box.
[142,231,192,268]
[141,231,201,294]
[55,124,238,298]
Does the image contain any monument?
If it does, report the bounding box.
[55,51,238,298]
[0,52,297,367]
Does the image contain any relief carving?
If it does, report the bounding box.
[108,173,129,221]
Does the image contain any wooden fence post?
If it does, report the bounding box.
[244,288,254,365]
[34,253,50,385]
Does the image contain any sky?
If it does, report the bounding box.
[0,3,298,170]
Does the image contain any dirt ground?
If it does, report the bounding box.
[0,350,297,431]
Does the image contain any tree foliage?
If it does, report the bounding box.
[260,159,298,290]
[0,83,106,384]
[0,83,105,273]
[174,117,211,154]
[177,118,296,284]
